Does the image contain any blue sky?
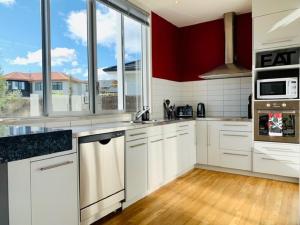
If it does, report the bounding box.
[0,0,141,81]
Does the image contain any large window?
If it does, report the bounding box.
[0,0,149,118]
[0,0,42,117]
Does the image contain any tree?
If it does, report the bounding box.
[0,69,22,115]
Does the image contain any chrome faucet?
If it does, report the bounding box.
[135,106,150,121]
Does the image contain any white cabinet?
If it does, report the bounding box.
[254,9,300,50]
[219,131,252,152]
[207,122,220,166]
[163,132,179,182]
[148,135,164,192]
[125,138,148,207]
[252,0,300,17]
[253,142,300,178]
[31,153,79,225]
[196,121,208,165]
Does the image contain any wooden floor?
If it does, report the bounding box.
[95,169,299,225]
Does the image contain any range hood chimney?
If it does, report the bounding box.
[199,12,252,80]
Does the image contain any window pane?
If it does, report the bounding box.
[50,0,89,113]
[124,16,142,112]
[96,2,123,112]
[0,0,42,117]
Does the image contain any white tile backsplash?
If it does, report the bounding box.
[152,77,252,119]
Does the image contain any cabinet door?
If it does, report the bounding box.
[31,154,79,225]
[254,9,300,50]
[196,121,208,164]
[125,139,148,206]
[163,133,178,182]
[177,131,193,173]
[252,0,300,17]
[148,136,164,192]
[207,122,220,166]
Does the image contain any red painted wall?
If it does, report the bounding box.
[151,12,253,82]
[151,12,180,81]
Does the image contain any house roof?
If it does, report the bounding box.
[103,60,141,72]
[1,72,85,83]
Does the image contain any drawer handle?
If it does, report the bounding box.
[223,134,249,137]
[223,152,248,157]
[40,161,74,171]
[151,139,163,143]
[166,135,177,139]
[130,132,147,137]
[261,157,296,164]
[129,143,147,149]
[178,125,189,128]
[263,147,295,152]
[179,133,189,136]
[223,124,249,127]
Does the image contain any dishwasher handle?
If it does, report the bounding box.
[79,131,125,144]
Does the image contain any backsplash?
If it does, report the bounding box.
[151,77,252,119]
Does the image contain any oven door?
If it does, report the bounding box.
[257,79,288,99]
[254,105,299,143]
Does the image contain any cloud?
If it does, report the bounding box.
[11,48,77,66]
[0,0,15,6]
[66,5,142,58]
[64,67,83,75]
[97,68,116,80]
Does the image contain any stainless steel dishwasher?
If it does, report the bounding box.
[79,131,125,225]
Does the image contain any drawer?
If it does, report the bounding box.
[220,150,251,171]
[163,124,177,133]
[253,153,299,178]
[176,121,194,131]
[254,142,300,156]
[148,126,163,137]
[219,122,252,132]
[220,131,252,152]
[126,128,148,142]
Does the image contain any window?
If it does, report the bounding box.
[0,0,42,117]
[52,82,63,91]
[50,0,89,113]
[0,0,149,118]
[35,82,43,91]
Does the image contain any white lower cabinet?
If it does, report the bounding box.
[31,153,79,225]
[148,135,164,192]
[220,150,252,171]
[207,122,221,166]
[163,132,179,182]
[124,138,148,207]
[196,121,208,164]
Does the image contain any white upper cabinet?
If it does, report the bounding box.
[254,9,300,50]
[252,0,300,17]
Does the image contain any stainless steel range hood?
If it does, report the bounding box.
[199,12,252,80]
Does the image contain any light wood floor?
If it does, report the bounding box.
[95,169,299,225]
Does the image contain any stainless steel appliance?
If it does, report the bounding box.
[79,131,125,225]
[254,101,299,143]
[257,77,298,99]
[176,105,193,118]
[197,103,205,118]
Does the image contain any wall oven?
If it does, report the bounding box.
[254,101,299,144]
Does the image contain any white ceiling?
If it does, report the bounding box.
[129,0,252,27]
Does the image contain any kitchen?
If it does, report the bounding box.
[0,0,299,225]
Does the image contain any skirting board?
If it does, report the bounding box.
[195,164,299,183]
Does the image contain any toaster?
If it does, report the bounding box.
[175,105,193,118]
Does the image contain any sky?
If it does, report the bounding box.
[0,0,142,81]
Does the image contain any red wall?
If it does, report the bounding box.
[151,12,252,82]
[151,12,180,81]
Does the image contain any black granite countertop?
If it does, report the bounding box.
[0,125,72,164]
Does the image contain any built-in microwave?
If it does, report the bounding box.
[257,77,298,99]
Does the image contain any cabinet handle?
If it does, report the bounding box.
[130,132,147,137]
[223,152,248,157]
[129,143,147,149]
[178,125,189,128]
[179,133,189,136]
[151,139,163,143]
[262,39,293,45]
[39,161,74,171]
[166,135,177,139]
[261,157,296,164]
[223,124,249,127]
[263,147,295,152]
[223,134,249,137]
